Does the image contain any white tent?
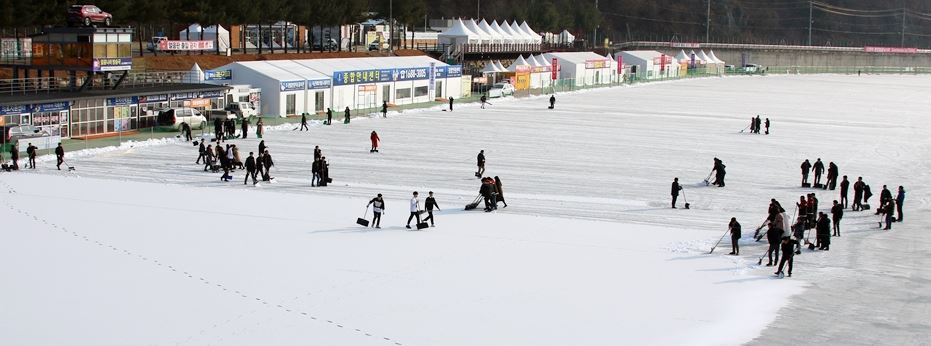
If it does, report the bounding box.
[482,61,500,73]
[464,19,492,44]
[490,21,514,44]
[494,60,507,71]
[506,55,531,73]
[698,50,714,64]
[708,50,725,64]
[675,50,690,63]
[478,19,501,44]
[688,50,705,64]
[186,63,205,83]
[558,30,575,45]
[519,21,542,43]
[533,54,551,66]
[500,21,527,44]
[438,18,478,45]
[179,23,231,51]
[510,21,533,44]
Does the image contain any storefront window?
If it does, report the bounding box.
[414,86,428,97]
[396,88,411,99]
[286,94,296,115]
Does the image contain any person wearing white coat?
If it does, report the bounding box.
[406,191,422,229]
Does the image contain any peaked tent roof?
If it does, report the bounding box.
[187,63,205,82]
[439,18,476,37]
[464,19,492,42]
[708,50,725,64]
[519,21,542,43]
[506,55,531,72]
[675,50,690,62]
[482,60,501,73]
[688,50,705,63]
[510,21,533,43]
[698,50,713,63]
[494,60,507,71]
[478,19,501,43]
[500,21,527,44]
[489,20,514,43]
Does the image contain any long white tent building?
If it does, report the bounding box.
[207,56,463,117]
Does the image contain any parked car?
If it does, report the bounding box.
[206,109,237,121]
[743,64,762,73]
[1,124,49,144]
[67,5,112,27]
[156,108,206,130]
[312,39,339,51]
[488,83,515,98]
[368,41,381,51]
[224,102,257,118]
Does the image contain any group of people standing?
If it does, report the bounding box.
[479,176,507,212]
[196,139,273,185]
[1,142,63,171]
[800,158,839,189]
[747,115,770,134]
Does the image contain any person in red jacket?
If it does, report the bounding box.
[370,131,380,153]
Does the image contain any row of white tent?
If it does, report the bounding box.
[439,18,544,45]
[480,54,552,73]
[674,49,726,65]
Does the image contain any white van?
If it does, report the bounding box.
[157,108,206,129]
[225,102,257,118]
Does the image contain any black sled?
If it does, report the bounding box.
[464,195,482,210]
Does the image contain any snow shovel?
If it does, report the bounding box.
[709,228,730,254]
[682,190,690,209]
[739,124,750,133]
[62,160,75,171]
[703,170,713,186]
[356,206,370,227]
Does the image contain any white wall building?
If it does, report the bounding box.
[208,56,462,117]
[543,52,617,87]
[617,50,679,80]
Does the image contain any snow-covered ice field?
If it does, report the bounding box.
[2,74,930,345]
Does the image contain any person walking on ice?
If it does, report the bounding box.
[367,194,385,228]
[480,94,487,109]
[764,117,770,134]
[448,97,454,111]
[813,158,825,186]
[549,95,556,109]
[423,191,440,227]
[54,143,65,170]
[299,113,309,131]
[326,108,333,125]
[244,152,258,185]
[671,177,682,208]
[896,186,906,222]
[776,236,798,278]
[831,200,843,236]
[406,191,422,229]
[800,159,812,186]
[370,131,380,153]
[26,143,37,169]
[344,107,351,124]
[476,150,486,177]
[381,101,388,118]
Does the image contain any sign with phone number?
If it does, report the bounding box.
[332,65,463,86]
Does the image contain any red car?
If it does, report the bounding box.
[67,5,112,27]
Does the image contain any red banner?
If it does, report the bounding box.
[864,46,917,54]
[551,58,559,80]
[617,56,623,74]
[158,39,215,51]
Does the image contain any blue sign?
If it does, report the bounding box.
[200,90,226,98]
[280,80,306,92]
[0,104,31,115]
[308,79,331,90]
[139,94,168,103]
[429,62,436,94]
[394,67,430,82]
[35,102,70,112]
[205,69,232,81]
[171,92,198,101]
[446,65,462,78]
[332,69,393,86]
[106,96,138,106]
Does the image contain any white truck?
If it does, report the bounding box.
[224,102,257,118]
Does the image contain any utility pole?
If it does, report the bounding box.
[477,0,480,19]
[705,0,711,42]
[901,8,907,47]
[593,0,598,48]
[808,1,813,46]
[390,0,394,53]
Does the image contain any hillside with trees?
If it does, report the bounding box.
[2,0,931,48]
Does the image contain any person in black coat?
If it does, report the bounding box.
[812,158,825,185]
[319,157,329,186]
[852,177,864,211]
[213,118,223,142]
[196,140,206,164]
[241,117,250,139]
[244,152,258,185]
[777,236,798,277]
[839,176,850,208]
[830,200,843,236]
[448,96,454,111]
[258,140,266,157]
[671,177,682,208]
[729,217,741,255]
[764,118,770,134]
[476,150,486,177]
[494,176,508,208]
[826,162,838,190]
[883,200,895,230]
[712,158,726,187]
[800,159,812,185]
[344,107,351,124]
[314,146,322,161]
[816,212,831,250]
[480,178,494,211]
[180,122,192,141]
[300,113,309,131]
[381,101,388,117]
[26,143,37,169]
[218,148,231,181]
[766,219,783,266]
[326,108,333,125]
[262,150,274,181]
[9,144,19,170]
[367,194,385,228]
[549,95,556,109]
[423,191,441,227]
[311,158,320,187]
[54,143,65,170]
